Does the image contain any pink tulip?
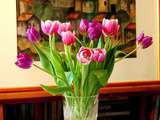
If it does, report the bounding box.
[102,18,120,36]
[41,20,60,35]
[58,22,72,34]
[77,47,94,64]
[92,48,106,62]
[61,31,76,45]
[136,32,144,43]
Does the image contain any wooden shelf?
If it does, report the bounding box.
[0,80,160,103]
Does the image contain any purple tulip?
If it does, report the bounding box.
[15,53,33,69]
[136,32,144,43]
[87,20,102,40]
[61,31,76,45]
[26,26,41,43]
[79,19,89,35]
[77,47,94,64]
[102,18,120,36]
[136,32,153,49]
[92,48,106,62]
[141,36,153,49]
[41,20,60,35]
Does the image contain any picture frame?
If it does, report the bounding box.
[0,0,158,88]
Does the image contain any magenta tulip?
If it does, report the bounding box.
[58,22,72,35]
[141,36,152,49]
[87,20,102,40]
[79,19,89,35]
[26,26,41,43]
[15,53,33,69]
[41,20,60,35]
[61,31,76,45]
[92,48,106,62]
[136,32,153,49]
[102,18,120,36]
[77,47,94,64]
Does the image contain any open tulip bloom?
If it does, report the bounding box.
[16,18,152,97]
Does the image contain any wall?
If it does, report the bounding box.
[0,0,159,88]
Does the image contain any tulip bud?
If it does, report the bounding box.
[92,48,106,62]
[136,32,144,43]
[77,47,93,64]
[102,18,120,36]
[61,31,76,45]
[15,53,33,69]
[26,26,41,43]
[79,19,89,35]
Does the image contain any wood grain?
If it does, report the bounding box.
[0,80,160,103]
[0,104,3,120]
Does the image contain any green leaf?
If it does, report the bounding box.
[97,36,104,48]
[93,70,108,87]
[48,43,68,86]
[81,65,89,85]
[104,47,116,81]
[104,47,116,69]
[33,45,55,77]
[65,71,73,86]
[83,71,101,96]
[50,52,68,86]
[41,84,71,95]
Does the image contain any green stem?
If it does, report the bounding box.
[75,36,85,46]
[33,64,68,83]
[104,36,111,50]
[49,36,53,54]
[49,35,56,49]
[81,65,89,96]
[64,45,81,96]
[83,35,86,43]
[89,40,94,48]
[115,46,140,63]
[64,45,74,71]
[74,62,81,96]
[33,64,50,74]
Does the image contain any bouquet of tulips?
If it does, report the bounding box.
[15,18,152,119]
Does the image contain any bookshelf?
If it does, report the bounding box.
[1,81,160,120]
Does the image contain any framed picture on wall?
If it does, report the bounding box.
[16,0,137,61]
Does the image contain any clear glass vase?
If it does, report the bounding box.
[63,95,99,120]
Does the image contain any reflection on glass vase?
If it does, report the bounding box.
[63,95,99,120]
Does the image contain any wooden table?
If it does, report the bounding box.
[0,80,160,120]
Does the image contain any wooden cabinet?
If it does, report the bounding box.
[1,81,160,120]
